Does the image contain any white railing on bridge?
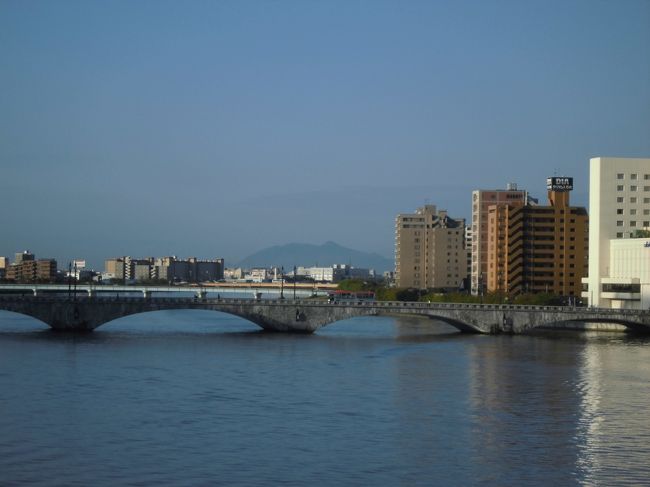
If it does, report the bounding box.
[0,283,324,299]
[0,289,647,317]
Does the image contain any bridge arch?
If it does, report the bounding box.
[534,316,649,333]
[95,307,264,332]
[419,314,485,333]
[0,309,51,330]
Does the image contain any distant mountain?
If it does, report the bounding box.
[237,241,393,272]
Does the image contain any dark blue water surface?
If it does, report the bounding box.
[1,310,650,486]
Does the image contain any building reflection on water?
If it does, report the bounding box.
[574,334,650,485]
[391,318,650,485]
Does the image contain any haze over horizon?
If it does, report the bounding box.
[2,0,649,269]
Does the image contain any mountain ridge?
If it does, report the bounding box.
[237,241,393,272]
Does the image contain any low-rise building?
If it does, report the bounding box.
[246,268,269,283]
[295,264,375,283]
[154,256,224,283]
[5,256,58,283]
[224,268,244,280]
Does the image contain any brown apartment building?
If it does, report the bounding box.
[5,259,58,283]
[486,178,588,297]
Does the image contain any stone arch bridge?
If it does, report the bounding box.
[1,296,650,334]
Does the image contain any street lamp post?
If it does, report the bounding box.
[293,266,296,300]
[280,266,284,300]
[68,261,72,301]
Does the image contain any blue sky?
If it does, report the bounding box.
[1,0,649,268]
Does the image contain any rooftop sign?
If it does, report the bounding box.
[547,177,573,191]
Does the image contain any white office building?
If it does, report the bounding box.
[583,157,650,308]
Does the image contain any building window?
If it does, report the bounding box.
[630,221,637,227]
[602,283,641,293]
[617,185,624,191]
[631,209,637,215]
[616,232,623,238]
[631,174,638,180]
[617,209,623,214]
[645,174,650,180]
[617,197,624,203]
[617,221,623,226]
[645,186,650,192]
[631,197,637,203]
[644,199,650,205]
[631,185,637,191]
[645,209,650,215]
[617,173,624,179]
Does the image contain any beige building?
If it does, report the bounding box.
[105,257,126,279]
[395,204,468,290]
[471,184,527,295]
[583,157,650,308]
[0,256,8,277]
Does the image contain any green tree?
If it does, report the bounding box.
[337,279,375,292]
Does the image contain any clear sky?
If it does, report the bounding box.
[1,0,649,268]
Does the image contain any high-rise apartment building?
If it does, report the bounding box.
[583,157,650,308]
[395,205,468,289]
[486,178,588,297]
[471,185,527,295]
[464,226,473,289]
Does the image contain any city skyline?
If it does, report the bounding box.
[2,1,649,268]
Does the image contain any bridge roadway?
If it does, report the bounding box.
[1,294,650,334]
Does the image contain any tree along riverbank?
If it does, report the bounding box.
[337,279,571,306]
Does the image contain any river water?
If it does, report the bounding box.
[1,310,649,486]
